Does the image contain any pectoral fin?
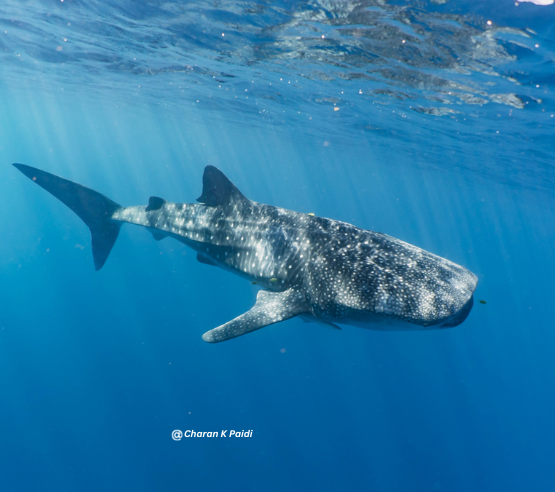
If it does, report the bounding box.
[202,288,308,343]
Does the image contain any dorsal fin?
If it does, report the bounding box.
[196,166,247,208]
[145,196,166,212]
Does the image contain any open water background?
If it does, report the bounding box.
[1,1,554,490]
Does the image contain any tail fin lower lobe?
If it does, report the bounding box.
[14,163,122,270]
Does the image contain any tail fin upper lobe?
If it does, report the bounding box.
[13,163,122,270]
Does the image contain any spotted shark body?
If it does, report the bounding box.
[14,163,478,343]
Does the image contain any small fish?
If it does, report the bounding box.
[251,281,258,285]
[270,278,277,283]
[479,300,487,304]
[308,212,315,216]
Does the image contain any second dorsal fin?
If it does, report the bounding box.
[196,166,247,208]
[146,196,166,212]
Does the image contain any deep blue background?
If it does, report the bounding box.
[1,1,555,491]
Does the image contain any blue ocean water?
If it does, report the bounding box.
[1,0,554,490]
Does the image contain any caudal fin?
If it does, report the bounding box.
[13,163,122,270]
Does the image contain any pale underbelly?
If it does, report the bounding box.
[314,296,474,331]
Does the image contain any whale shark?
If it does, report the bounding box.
[13,163,478,343]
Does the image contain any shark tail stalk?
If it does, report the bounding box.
[13,163,122,270]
